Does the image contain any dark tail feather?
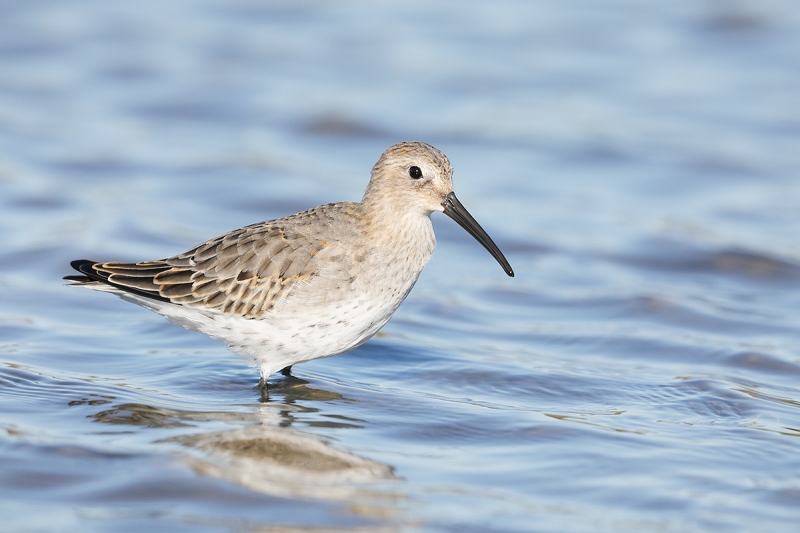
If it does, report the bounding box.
[69,259,107,280]
[63,274,92,282]
[63,259,106,284]
[64,259,171,302]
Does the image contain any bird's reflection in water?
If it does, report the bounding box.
[264,374,348,403]
[89,376,400,521]
[168,425,394,503]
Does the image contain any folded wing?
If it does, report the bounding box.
[67,223,328,319]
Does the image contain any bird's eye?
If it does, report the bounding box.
[408,166,423,179]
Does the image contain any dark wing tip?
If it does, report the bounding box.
[70,259,100,276]
[70,259,95,269]
[64,260,100,284]
[67,259,110,283]
[65,258,171,302]
[63,274,92,283]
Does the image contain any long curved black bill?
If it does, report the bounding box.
[441,192,514,277]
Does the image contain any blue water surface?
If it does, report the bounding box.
[1,1,800,532]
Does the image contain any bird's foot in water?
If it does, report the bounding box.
[257,365,293,390]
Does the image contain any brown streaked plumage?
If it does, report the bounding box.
[66,141,513,386]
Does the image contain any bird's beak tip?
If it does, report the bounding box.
[441,192,514,278]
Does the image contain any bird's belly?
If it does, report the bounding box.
[238,246,429,363]
[207,291,400,374]
[151,234,432,377]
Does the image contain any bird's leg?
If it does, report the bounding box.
[258,384,269,401]
[257,366,291,392]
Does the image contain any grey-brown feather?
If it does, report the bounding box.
[89,206,349,319]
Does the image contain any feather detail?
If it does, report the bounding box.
[65,205,353,319]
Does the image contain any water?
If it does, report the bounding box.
[1,1,800,531]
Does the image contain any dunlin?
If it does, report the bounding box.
[65,142,513,386]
